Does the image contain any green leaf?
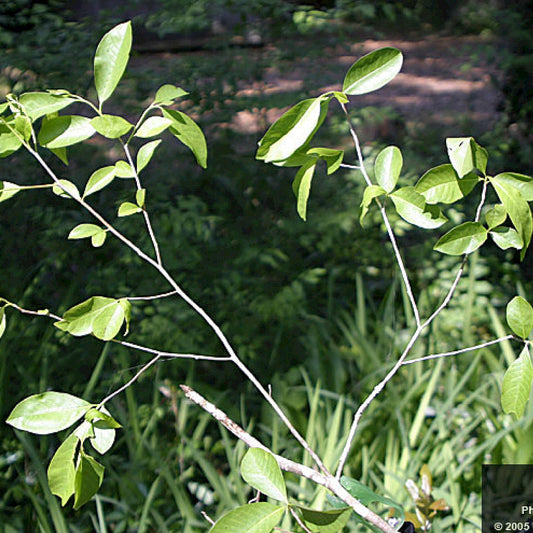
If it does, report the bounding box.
[118,201,142,217]
[91,299,127,340]
[390,187,447,229]
[73,450,104,509]
[47,433,79,506]
[153,84,188,105]
[38,115,95,148]
[433,222,488,256]
[209,502,284,533]
[83,166,116,197]
[6,392,92,434]
[342,47,403,95]
[134,116,173,138]
[360,184,386,224]
[501,345,533,418]
[490,227,522,250]
[293,504,352,533]
[292,159,317,221]
[114,160,135,178]
[94,21,132,106]
[91,114,132,138]
[68,223,103,240]
[493,172,533,201]
[415,164,479,204]
[136,139,162,173]
[485,204,507,229]
[491,175,533,260]
[162,108,208,168]
[19,92,75,121]
[0,307,6,338]
[240,448,287,503]
[0,130,23,157]
[506,296,533,339]
[256,95,331,164]
[77,407,119,454]
[374,145,402,193]
[446,137,488,177]
[91,230,107,248]
[307,147,344,174]
[136,188,146,208]
[0,181,21,203]
[52,179,80,200]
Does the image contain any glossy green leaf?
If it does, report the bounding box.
[241,448,287,503]
[374,145,402,193]
[118,201,142,217]
[0,307,5,339]
[0,181,21,203]
[490,227,522,250]
[19,92,75,121]
[73,450,104,509]
[91,230,107,248]
[292,159,317,221]
[68,223,103,240]
[209,502,284,533]
[50,146,68,165]
[6,392,92,434]
[294,504,352,533]
[94,21,132,106]
[501,345,533,418]
[153,84,188,105]
[47,433,79,506]
[38,115,95,148]
[491,175,533,260]
[446,137,487,177]
[91,114,132,138]
[256,95,330,164]
[415,164,478,204]
[114,160,135,177]
[307,147,344,174]
[52,179,80,200]
[135,188,146,208]
[134,116,173,138]
[506,296,533,339]
[390,187,447,229]
[91,300,127,341]
[433,222,488,256]
[493,172,533,201]
[162,108,208,168]
[0,131,23,157]
[83,166,116,197]
[485,204,507,229]
[136,139,162,173]
[343,47,403,95]
[14,115,32,140]
[360,184,386,224]
[77,407,119,454]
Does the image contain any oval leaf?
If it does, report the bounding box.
[83,166,116,197]
[68,223,103,240]
[118,201,142,217]
[501,345,533,418]
[7,392,92,434]
[52,179,80,200]
[137,139,162,173]
[74,451,104,510]
[154,84,188,105]
[91,114,132,139]
[19,91,75,121]
[47,433,79,505]
[241,448,287,503]
[294,504,352,533]
[38,116,95,148]
[209,502,284,533]
[390,187,447,229]
[374,145,402,193]
[343,47,403,95]
[292,159,317,221]
[506,296,533,339]
[485,204,507,229]
[446,137,488,178]
[433,222,488,256]
[134,116,173,138]
[0,181,21,203]
[494,172,533,201]
[490,227,522,250]
[94,21,132,105]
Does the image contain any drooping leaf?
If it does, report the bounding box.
[293,504,352,533]
[68,223,103,240]
[374,145,402,193]
[136,139,162,173]
[38,115,95,148]
[490,227,522,250]
[506,296,533,339]
[91,230,107,248]
[6,392,92,434]
[0,181,21,203]
[73,450,105,509]
[493,172,533,201]
[446,137,487,177]
[47,433,79,506]
[94,21,132,106]
[390,187,447,229]
[76,407,120,454]
[415,164,479,204]
[91,114,133,139]
[18,91,75,121]
[433,222,488,256]
[83,166,116,197]
[153,84,188,105]
[209,502,284,533]
[162,108,208,168]
[307,147,344,174]
[501,345,533,418]
[360,184,386,224]
[134,116,173,138]
[52,179,80,200]
[485,204,507,229]
[91,300,127,340]
[118,201,142,217]
[0,130,23,157]
[343,47,403,95]
[491,175,533,259]
[240,448,287,503]
[292,158,317,221]
[256,95,331,164]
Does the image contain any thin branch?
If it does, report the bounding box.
[180,385,396,533]
[403,335,515,365]
[127,290,178,301]
[289,507,313,533]
[1,300,61,321]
